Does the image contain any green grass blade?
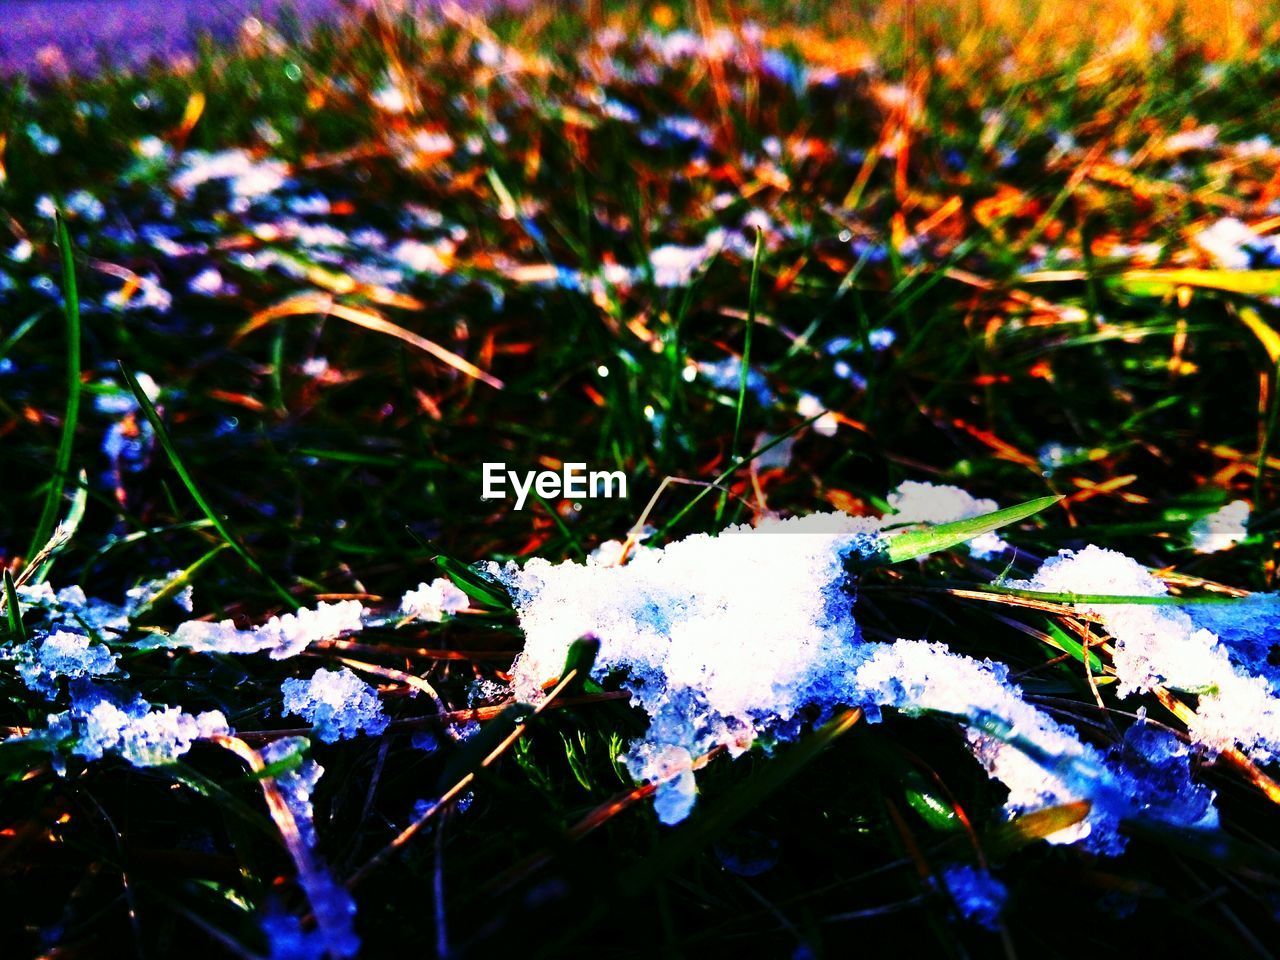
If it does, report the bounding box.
[118,362,298,609]
[128,543,230,622]
[730,227,764,465]
[3,570,26,644]
[27,213,83,574]
[430,552,513,611]
[987,584,1237,606]
[658,413,824,537]
[883,495,1062,563]
[717,228,765,525]
[29,469,88,584]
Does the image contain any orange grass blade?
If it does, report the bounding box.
[237,294,504,389]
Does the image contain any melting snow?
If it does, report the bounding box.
[1015,545,1280,760]
[497,504,1224,845]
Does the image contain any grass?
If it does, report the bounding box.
[2,0,1280,956]
[25,213,81,569]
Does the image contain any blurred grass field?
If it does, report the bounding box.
[5,1,1280,956]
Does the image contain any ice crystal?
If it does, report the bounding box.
[1189,499,1250,553]
[399,579,469,622]
[1108,721,1218,831]
[941,865,1008,930]
[263,737,325,848]
[1016,546,1280,760]
[15,631,118,696]
[280,667,389,743]
[261,872,360,960]
[161,600,365,659]
[47,684,229,768]
[124,571,195,615]
[886,481,1008,559]
[16,583,131,636]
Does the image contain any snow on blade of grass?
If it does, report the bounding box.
[399,578,470,622]
[12,631,118,696]
[493,511,884,822]
[17,582,131,635]
[497,506,1218,838]
[246,739,357,960]
[1015,545,1280,759]
[281,667,389,743]
[40,683,230,769]
[262,737,325,849]
[857,641,1217,852]
[885,481,1009,559]
[854,639,1124,852]
[15,580,362,659]
[21,579,462,658]
[1189,499,1250,553]
[158,599,366,658]
[125,570,195,615]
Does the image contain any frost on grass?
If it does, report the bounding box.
[281,667,389,743]
[14,631,119,696]
[885,480,1008,559]
[160,600,366,659]
[862,644,1216,853]
[1015,545,1280,760]
[125,570,195,615]
[13,583,362,663]
[1189,499,1250,553]
[42,683,229,769]
[16,571,195,639]
[17,582,131,636]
